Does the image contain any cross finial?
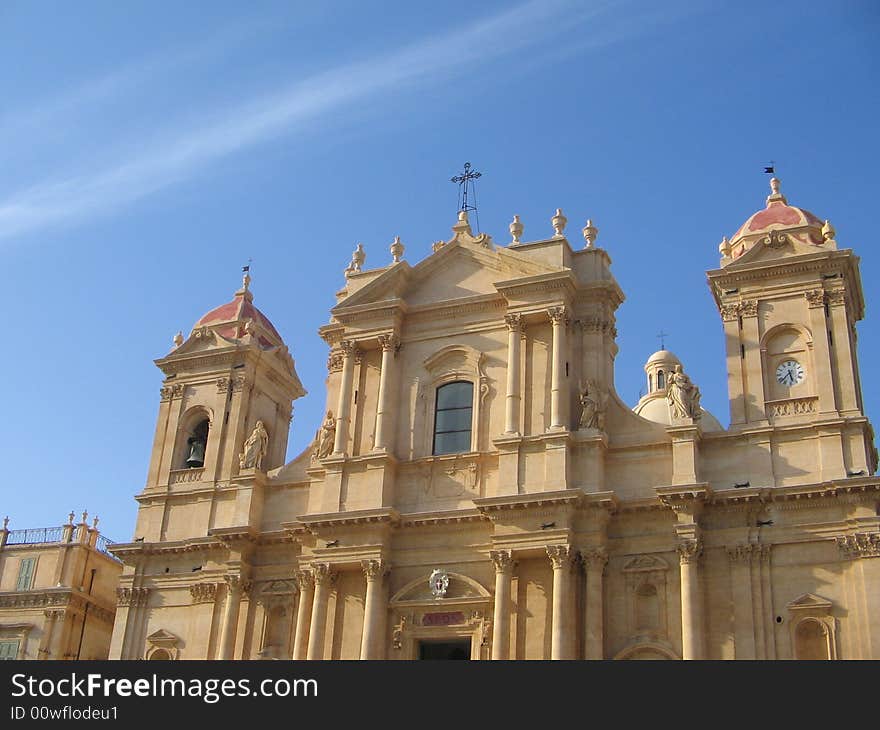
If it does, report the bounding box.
[451,162,482,233]
[657,330,670,350]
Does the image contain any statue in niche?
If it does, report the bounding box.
[239,420,269,470]
[666,365,702,420]
[578,380,606,430]
[315,411,336,459]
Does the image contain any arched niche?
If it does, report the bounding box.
[174,406,213,470]
[786,593,837,660]
[614,640,679,660]
[761,323,814,403]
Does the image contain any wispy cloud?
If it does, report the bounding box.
[0,0,652,241]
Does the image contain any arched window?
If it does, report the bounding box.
[648,374,653,392]
[433,381,473,455]
[184,418,209,468]
[657,370,665,389]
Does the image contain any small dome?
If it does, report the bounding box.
[729,178,824,246]
[192,273,284,349]
[646,350,681,367]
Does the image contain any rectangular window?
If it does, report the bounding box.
[433,381,474,456]
[0,640,20,660]
[16,557,36,591]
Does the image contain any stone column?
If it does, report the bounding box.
[504,315,523,435]
[677,539,703,660]
[805,290,837,415]
[40,609,63,659]
[360,560,388,660]
[333,341,358,455]
[307,563,336,660]
[490,550,515,660]
[739,300,767,423]
[292,570,314,660]
[548,307,569,429]
[374,335,399,451]
[218,575,246,660]
[546,545,573,659]
[582,548,608,660]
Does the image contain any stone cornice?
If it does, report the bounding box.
[0,588,115,624]
[329,297,409,326]
[474,489,586,514]
[494,271,579,301]
[110,536,225,560]
[290,508,400,532]
[396,509,488,528]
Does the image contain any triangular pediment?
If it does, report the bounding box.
[146,628,180,646]
[786,593,833,612]
[333,239,562,312]
[622,554,669,573]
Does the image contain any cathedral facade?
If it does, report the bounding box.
[109,179,878,660]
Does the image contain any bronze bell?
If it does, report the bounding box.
[185,437,205,468]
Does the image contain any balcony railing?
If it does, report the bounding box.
[5,527,65,545]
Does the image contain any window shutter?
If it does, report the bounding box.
[0,640,19,660]
[16,558,35,591]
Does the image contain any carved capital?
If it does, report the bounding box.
[805,289,826,308]
[546,544,572,570]
[836,532,880,559]
[216,377,230,393]
[361,559,389,581]
[44,608,66,621]
[581,548,609,573]
[377,334,400,353]
[504,313,524,334]
[117,586,150,607]
[294,570,315,592]
[327,352,344,373]
[160,383,184,401]
[726,544,754,564]
[826,289,846,307]
[739,299,758,317]
[340,340,359,358]
[190,582,219,604]
[547,306,569,326]
[312,562,337,587]
[224,574,249,594]
[676,539,702,565]
[489,549,515,575]
[231,374,248,393]
[720,304,740,322]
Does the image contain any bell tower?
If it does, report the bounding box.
[134,272,306,542]
[707,178,875,481]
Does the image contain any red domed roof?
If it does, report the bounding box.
[193,275,283,348]
[730,178,824,243]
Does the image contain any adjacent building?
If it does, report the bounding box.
[0,513,121,660]
[109,178,878,660]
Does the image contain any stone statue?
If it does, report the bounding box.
[578,380,607,431]
[240,420,269,470]
[666,365,702,420]
[316,411,336,459]
[344,244,366,276]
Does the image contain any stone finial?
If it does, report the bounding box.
[81,511,88,524]
[719,236,732,257]
[452,210,472,236]
[242,271,251,292]
[432,240,445,252]
[243,318,256,337]
[2,516,8,530]
[822,219,836,244]
[173,331,184,348]
[390,236,405,263]
[92,515,99,530]
[582,219,598,248]
[551,208,567,237]
[509,215,524,244]
[767,176,787,204]
[345,243,366,276]
[68,512,75,525]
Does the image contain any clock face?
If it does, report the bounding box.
[776,359,805,386]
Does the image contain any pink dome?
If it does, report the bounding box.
[192,275,283,348]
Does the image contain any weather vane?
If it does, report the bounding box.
[451,161,482,232]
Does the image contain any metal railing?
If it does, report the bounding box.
[5,527,65,545]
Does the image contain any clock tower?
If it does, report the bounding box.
[707,178,876,482]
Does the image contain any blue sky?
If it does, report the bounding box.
[2,0,878,542]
